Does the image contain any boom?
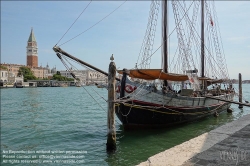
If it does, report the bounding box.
[53,46,120,81]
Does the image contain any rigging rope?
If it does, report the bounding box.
[58,0,127,46]
[82,85,121,125]
[136,0,195,69]
[212,1,229,79]
[175,1,230,82]
[59,52,109,85]
[56,0,92,46]
[137,0,160,69]
[204,1,227,79]
[115,100,226,116]
[172,0,193,72]
[56,53,122,125]
[90,86,107,102]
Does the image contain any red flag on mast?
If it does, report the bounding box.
[210,17,214,26]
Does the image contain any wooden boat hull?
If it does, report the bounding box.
[114,75,235,129]
[115,100,231,130]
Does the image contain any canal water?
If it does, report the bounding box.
[1,85,250,166]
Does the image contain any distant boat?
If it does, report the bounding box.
[53,0,235,129]
[15,82,23,88]
[95,83,107,89]
[75,81,86,87]
[60,83,68,87]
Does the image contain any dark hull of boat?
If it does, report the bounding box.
[115,100,231,130]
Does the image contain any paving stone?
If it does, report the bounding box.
[182,124,250,166]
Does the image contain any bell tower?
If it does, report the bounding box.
[26,28,38,67]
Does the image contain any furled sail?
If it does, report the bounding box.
[117,69,188,81]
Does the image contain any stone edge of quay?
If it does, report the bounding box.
[137,114,250,166]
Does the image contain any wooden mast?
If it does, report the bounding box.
[201,0,205,78]
[201,0,206,90]
[162,0,168,86]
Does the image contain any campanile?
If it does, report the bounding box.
[26,28,38,67]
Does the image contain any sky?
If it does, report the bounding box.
[1,1,250,79]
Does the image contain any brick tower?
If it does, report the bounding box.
[26,28,38,67]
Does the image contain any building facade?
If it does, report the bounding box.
[59,70,107,84]
[31,66,49,79]
[0,67,23,85]
[0,63,49,79]
[1,64,25,77]
[0,69,8,83]
[0,28,50,81]
[86,70,107,84]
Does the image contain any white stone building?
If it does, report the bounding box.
[58,69,107,85]
[8,72,23,84]
[0,68,24,85]
[0,69,8,83]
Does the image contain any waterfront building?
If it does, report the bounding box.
[1,28,108,83]
[8,72,23,84]
[0,63,49,79]
[1,64,25,77]
[0,28,50,79]
[31,66,49,79]
[0,67,23,85]
[59,70,87,84]
[51,66,57,75]
[45,64,54,79]
[0,68,8,83]
[58,70,107,84]
[87,70,107,84]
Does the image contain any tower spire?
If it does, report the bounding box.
[28,27,36,42]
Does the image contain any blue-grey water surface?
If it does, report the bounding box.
[1,84,250,165]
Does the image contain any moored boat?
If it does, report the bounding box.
[53,0,236,129]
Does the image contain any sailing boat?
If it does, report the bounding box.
[53,0,235,129]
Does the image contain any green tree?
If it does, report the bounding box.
[18,66,37,82]
[52,72,74,81]
[25,75,36,82]
[0,65,8,70]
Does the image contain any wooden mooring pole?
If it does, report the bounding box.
[239,73,243,108]
[106,55,116,152]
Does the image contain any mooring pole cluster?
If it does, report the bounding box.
[238,73,243,109]
[106,55,116,152]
